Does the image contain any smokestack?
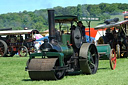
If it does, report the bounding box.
[48,10,55,42]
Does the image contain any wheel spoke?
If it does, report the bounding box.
[111,57,116,61]
[88,61,95,69]
[110,49,116,70]
[91,53,96,57]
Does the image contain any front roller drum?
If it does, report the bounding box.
[27,58,65,80]
[79,43,99,74]
[29,71,58,80]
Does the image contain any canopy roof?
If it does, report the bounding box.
[95,20,128,29]
[0,29,39,35]
[55,15,78,23]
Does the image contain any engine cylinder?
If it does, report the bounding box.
[40,39,73,59]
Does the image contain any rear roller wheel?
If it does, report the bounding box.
[18,46,28,57]
[0,40,7,57]
[110,49,116,70]
[79,43,99,74]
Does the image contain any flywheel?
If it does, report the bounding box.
[71,26,82,49]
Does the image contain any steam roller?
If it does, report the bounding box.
[25,10,99,80]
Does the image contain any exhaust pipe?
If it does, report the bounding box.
[48,10,55,42]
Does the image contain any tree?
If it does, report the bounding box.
[54,6,64,15]
[81,4,90,16]
[77,4,82,16]
[64,6,77,15]
[118,3,128,10]
[100,13,110,21]
[99,3,108,13]
[87,5,101,17]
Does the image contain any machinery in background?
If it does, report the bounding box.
[0,29,39,57]
[95,17,128,58]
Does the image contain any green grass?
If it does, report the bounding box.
[0,56,128,85]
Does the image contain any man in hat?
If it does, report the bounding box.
[77,21,86,42]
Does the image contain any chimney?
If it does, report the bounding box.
[48,10,55,42]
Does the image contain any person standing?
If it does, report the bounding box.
[77,21,86,42]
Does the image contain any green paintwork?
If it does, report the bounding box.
[61,34,71,45]
[61,34,74,58]
[30,53,42,57]
[60,44,73,59]
[96,44,111,58]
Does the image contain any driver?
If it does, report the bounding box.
[77,21,86,42]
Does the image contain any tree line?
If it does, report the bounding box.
[0,3,128,31]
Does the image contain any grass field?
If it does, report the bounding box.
[0,56,128,85]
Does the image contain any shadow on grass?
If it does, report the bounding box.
[98,68,110,70]
[22,79,32,81]
[66,74,81,76]
[22,79,56,81]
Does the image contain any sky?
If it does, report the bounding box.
[0,0,128,14]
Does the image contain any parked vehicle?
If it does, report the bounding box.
[95,18,128,58]
[0,29,39,57]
